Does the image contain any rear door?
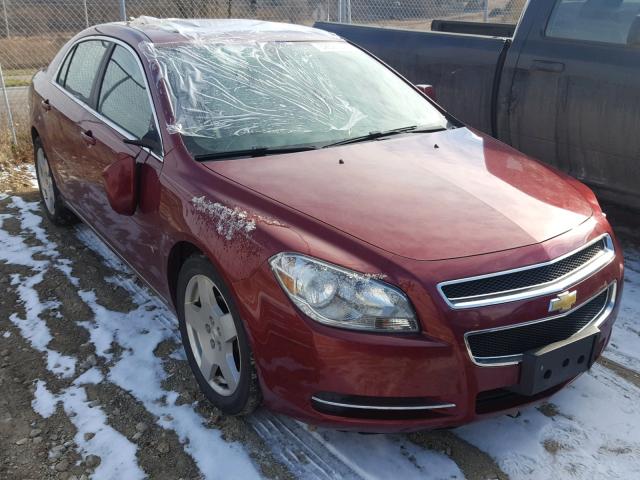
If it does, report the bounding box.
[506,0,640,205]
[49,39,111,205]
[79,42,166,284]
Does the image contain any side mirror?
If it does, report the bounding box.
[416,84,436,101]
[103,153,138,216]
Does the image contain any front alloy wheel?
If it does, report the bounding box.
[184,274,241,396]
[177,255,261,415]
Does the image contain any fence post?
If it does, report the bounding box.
[83,0,89,27]
[0,63,17,145]
[2,0,9,38]
[338,0,351,23]
[484,0,489,22]
[119,0,127,21]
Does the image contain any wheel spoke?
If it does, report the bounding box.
[198,352,215,382]
[184,302,209,337]
[219,347,240,392]
[218,313,237,343]
[196,277,215,311]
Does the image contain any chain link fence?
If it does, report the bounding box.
[0,0,525,140]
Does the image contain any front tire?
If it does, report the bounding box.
[177,254,261,415]
[33,137,76,226]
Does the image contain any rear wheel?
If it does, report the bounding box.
[33,137,76,226]
[177,255,261,415]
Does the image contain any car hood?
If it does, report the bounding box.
[204,128,592,261]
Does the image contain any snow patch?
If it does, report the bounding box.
[604,246,640,372]
[32,380,58,418]
[457,364,640,479]
[76,282,262,479]
[9,271,75,376]
[350,272,387,281]
[192,196,256,240]
[25,163,39,189]
[74,224,126,271]
[0,197,76,377]
[307,427,463,480]
[2,331,10,338]
[32,374,146,480]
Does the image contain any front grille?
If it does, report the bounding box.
[467,289,609,360]
[441,238,607,301]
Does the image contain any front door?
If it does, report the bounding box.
[507,0,640,206]
[78,42,167,285]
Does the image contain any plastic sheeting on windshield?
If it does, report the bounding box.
[136,17,366,139]
[136,17,447,147]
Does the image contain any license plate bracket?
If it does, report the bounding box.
[510,325,600,396]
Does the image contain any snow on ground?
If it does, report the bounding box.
[307,428,463,479]
[33,369,146,480]
[76,286,262,480]
[1,188,639,480]
[457,364,640,479]
[605,242,640,373]
[0,196,264,480]
[0,197,76,377]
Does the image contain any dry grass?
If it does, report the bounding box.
[0,128,31,164]
[0,126,35,193]
[0,35,71,71]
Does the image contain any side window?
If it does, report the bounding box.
[56,45,75,86]
[97,45,160,153]
[59,40,110,103]
[546,0,640,46]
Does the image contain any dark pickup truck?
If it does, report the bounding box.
[317,0,640,209]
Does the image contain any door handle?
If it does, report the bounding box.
[531,60,565,73]
[41,99,51,111]
[80,129,96,145]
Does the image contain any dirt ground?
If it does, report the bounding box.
[0,166,639,480]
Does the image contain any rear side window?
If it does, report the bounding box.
[97,45,159,151]
[546,0,640,45]
[56,45,75,86]
[58,40,110,103]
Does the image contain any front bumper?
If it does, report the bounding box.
[232,226,624,433]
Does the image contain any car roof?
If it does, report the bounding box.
[109,17,341,45]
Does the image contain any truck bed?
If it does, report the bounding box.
[315,22,510,135]
[431,20,516,37]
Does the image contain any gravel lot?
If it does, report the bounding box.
[1,168,639,480]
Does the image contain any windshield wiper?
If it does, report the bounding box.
[321,126,418,148]
[194,145,318,162]
[321,124,448,149]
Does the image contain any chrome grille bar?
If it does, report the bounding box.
[438,234,615,309]
[464,283,617,367]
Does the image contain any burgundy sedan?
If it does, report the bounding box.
[29,18,623,432]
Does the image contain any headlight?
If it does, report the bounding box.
[269,253,418,332]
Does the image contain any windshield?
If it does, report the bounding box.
[149,40,449,157]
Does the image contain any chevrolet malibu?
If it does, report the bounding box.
[29,18,624,432]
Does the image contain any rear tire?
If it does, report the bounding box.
[177,254,261,415]
[33,137,76,226]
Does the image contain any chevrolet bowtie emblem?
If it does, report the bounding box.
[549,290,578,313]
